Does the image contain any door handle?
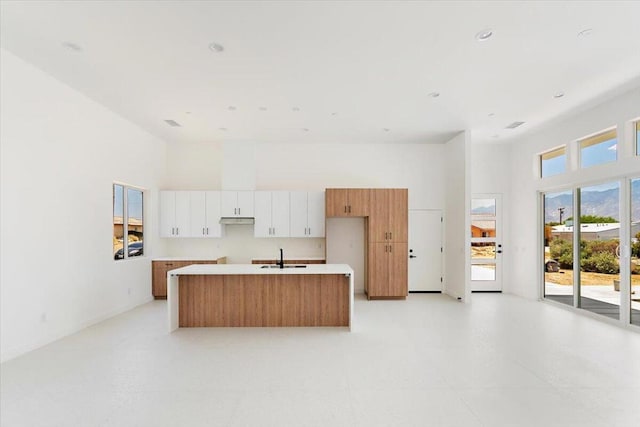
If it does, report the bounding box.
[497,250,503,254]
[409,255,417,258]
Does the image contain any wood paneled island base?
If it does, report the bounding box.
[167,264,354,331]
[179,274,349,327]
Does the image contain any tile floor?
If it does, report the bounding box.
[1,293,639,427]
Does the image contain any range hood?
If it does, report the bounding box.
[219,217,255,225]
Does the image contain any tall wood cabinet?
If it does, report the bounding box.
[325,188,408,299]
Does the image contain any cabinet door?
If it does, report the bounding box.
[306,191,325,237]
[289,191,308,237]
[388,189,408,242]
[204,191,221,237]
[189,191,206,237]
[174,191,190,237]
[271,191,290,237]
[325,189,349,217]
[368,189,389,242]
[254,191,272,237]
[388,242,408,296]
[347,189,370,216]
[367,243,389,298]
[159,191,175,237]
[237,191,254,217]
[221,191,238,217]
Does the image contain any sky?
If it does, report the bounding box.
[113,185,143,220]
[542,135,623,177]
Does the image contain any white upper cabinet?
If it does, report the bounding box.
[290,191,325,237]
[159,191,190,238]
[254,191,290,237]
[221,191,254,217]
[189,191,221,238]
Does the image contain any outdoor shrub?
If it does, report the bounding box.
[550,238,573,268]
[580,252,620,274]
[583,240,618,257]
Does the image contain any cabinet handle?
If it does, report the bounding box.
[344,206,347,213]
[203,227,205,235]
[348,205,352,213]
[307,227,310,235]
[165,263,173,266]
[385,232,388,240]
[389,232,392,240]
[206,227,209,235]
[238,208,241,215]
[385,245,388,253]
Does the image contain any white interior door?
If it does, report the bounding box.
[408,210,443,292]
[470,194,502,292]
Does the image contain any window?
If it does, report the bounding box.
[113,184,144,260]
[540,146,566,177]
[579,128,617,168]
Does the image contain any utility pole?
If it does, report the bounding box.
[558,207,565,224]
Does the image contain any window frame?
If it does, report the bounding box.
[539,145,567,178]
[578,128,617,169]
[113,183,145,261]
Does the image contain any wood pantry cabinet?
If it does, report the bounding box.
[368,189,408,243]
[367,189,408,298]
[367,242,408,298]
[152,258,226,298]
[325,188,370,217]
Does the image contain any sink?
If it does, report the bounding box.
[260,265,307,269]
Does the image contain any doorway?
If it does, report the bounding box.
[408,209,443,292]
[470,194,502,292]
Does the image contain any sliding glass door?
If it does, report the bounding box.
[631,178,640,326]
[578,182,620,320]
[543,190,574,306]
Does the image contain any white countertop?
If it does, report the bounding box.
[169,263,353,276]
[251,256,325,261]
[153,257,225,262]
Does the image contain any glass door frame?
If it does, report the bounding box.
[470,193,502,292]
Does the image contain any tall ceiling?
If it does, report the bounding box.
[2,0,640,145]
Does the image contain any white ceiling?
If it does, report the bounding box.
[2,1,640,145]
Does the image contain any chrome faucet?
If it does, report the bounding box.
[278,248,284,269]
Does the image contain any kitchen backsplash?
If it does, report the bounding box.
[163,224,325,264]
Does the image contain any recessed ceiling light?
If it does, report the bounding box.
[383,128,390,132]
[219,127,227,131]
[475,29,493,41]
[553,92,565,98]
[292,107,300,112]
[302,128,310,132]
[208,42,224,52]
[228,106,236,111]
[62,42,83,52]
[164,119,181,127]
[259,107,267,111]
[488,112,495,117]
[331,112,338,116]
[428,92,440,98]
[185,111,192,115]
[577,28,594,38]
[491,134,500,138]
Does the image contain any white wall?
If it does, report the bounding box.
[443,131,471,301]
[163,142,447,265]
[0,49,167,362]
[469,142,512,292]
[506,86,640,299]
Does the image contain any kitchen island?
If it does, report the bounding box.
[167,264,354,332]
